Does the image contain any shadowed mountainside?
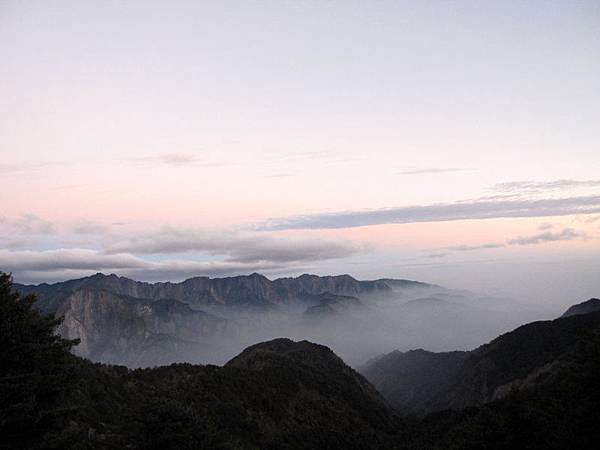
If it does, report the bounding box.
[561,297,600,318]
[361,299,600,416]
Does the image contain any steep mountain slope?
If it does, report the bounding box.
[361,349,468,416]
[405,313,600,450]
[362,303,600,416]
[52,288,230,366]
[561,298,600,317]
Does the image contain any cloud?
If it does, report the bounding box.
[72,220,109,235]
[227,237,365,264]
[0,238,35,250]
[129,152,231,167]
[537,222,554,230]
[259,195,600,230]
[449,243,505,251]
[438,226,587,256]
[585,215,600,224]
[8,213,55,235]
[493,179,600,194]
[0,249,283,284]
[105,227,365,264]
[0,249,147,271]
[397,168,470,176]
[507,228,583,246]
[426,253,448,258]
[1,223,366,282]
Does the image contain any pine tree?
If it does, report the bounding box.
[0,272,79,448]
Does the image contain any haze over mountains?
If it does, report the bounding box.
[15,272,541,368]
[360,300,600,416]
[3,272,600,449]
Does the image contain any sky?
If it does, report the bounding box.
[1,1,599,311]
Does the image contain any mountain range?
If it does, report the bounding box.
[3,272,600,449]
[14,272,540,367]
[12,272,465,366]
[15,272,396,312]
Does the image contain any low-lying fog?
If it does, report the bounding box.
[94,283,548,368]
[219,291,545,367]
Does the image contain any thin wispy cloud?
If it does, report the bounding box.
[259,195,600,230]
[493,179,600,194]
[449,243,505,252]
[433,225,589,259]
[72,220,109,235]
[508,228,584,246]
[129,152,232,167]
[1,238,34,251]
[426,253,448,258]
[8,213,55,235]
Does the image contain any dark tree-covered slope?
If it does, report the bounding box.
[362,303,600,416]
[561,297,600,318]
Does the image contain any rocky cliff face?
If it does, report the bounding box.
[41,287,229,366]
[16,272,400,312]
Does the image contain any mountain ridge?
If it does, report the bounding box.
[13,272,531,368]
[14,272,432,308]
[361,303,600,416]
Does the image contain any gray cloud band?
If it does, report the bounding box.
[508,228,582,246]
[259,195,600,230]
[0,249,285,284]
[105,228,364,262]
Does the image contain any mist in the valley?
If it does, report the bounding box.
[224,291,542,367]
[93,282,546,369]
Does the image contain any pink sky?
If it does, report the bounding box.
[1,1,600,309]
